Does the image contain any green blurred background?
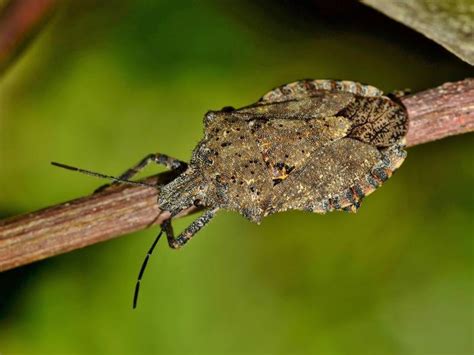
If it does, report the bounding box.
[0,1,472,354]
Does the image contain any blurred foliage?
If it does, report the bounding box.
[363,0,474,65]
[0,0,472,354]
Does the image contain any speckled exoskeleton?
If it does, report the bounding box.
[53,79,408,307]
[151,79,408,247]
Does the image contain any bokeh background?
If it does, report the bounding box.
[0,1,472,354]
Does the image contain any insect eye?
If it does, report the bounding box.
[221,106,235,112]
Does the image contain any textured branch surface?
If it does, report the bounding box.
[0,78,473,271]
[402,78,474,147]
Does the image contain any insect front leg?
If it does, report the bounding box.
[167,208,219,249]
[161,218,176,247]
[116,153,187,181]
[95,153,187,192]
[131,210,216,308]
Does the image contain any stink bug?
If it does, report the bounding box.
[53,79,408,307]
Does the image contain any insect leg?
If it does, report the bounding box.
[161,218,175,247]
[167,208,219,249]
[116,153,187,181]
[95,153,187,192]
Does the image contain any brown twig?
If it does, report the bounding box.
[0,0,58,75]
[0,78,473,272]
[402,79,474,147]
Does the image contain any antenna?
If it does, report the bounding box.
[51,162,156,188]
[133,228,164,309]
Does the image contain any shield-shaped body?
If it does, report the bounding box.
[159,79,408,223]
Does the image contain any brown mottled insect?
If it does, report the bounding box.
[53,79,408,307]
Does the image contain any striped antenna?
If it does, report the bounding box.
[133,228,164,309]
